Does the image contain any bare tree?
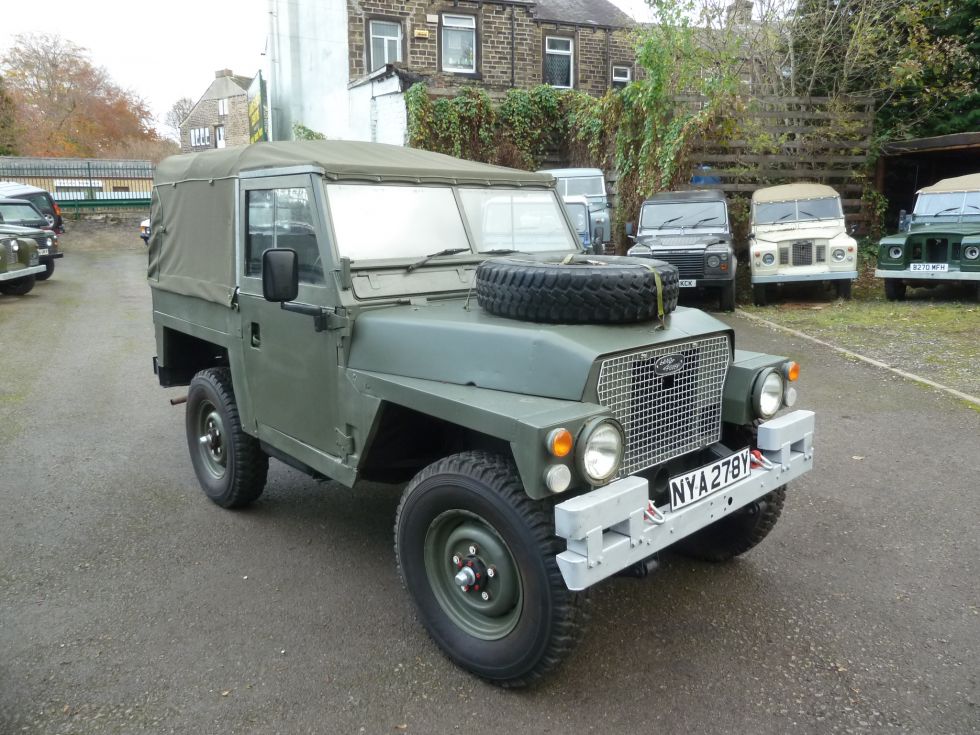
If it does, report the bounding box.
[165,96,195,141]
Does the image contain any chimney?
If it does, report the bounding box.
[215,69,233,78]
[726,0,752,25]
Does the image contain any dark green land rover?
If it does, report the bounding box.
[876,173,980,301]
[149,141,815,686]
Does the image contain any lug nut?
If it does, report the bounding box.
[481,591,490,601]
[452,554,460,566]
[487,567,496,578]
[468,545,477,555]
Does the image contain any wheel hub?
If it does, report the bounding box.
[196,406,227,477]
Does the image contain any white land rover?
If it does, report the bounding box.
[749,183,858,305]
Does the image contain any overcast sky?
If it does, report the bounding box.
[0,0,652,136]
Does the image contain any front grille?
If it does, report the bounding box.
[815,245,826,262]
[656,252,703,278]
[926,239,948,263]
[792,240,813,265]
[596,335,731,477]
[779,247,789,265]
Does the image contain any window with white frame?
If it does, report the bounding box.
[442,14,476,73]
[217,98,229,116]
[611,65,631,89]
[544,37,573,88]
[370,20,403,71]
[215,125,226,149]
[190,127,211,148]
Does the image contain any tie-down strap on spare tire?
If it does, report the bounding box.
[474,254,680,324]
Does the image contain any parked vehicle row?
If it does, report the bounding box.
[0,183,65,296]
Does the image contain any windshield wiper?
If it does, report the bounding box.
[930,207,960,217]
[798,210,817,219]
[776,211,795,221]
[405,248,470,272]
[691,216,720,228]
[657,216,682,229]
[480,249,525,255]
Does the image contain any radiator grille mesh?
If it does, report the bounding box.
[596,335,731,477]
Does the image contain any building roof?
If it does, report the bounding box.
[533,0,634,28]
[155,140,555,187]
[752,183,840,203]
[918,173,980,194]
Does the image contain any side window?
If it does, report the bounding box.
[245,187,324,285]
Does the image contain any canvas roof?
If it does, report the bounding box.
[918,173,980,194]
[154,140,554,188]
[752,183,840,203]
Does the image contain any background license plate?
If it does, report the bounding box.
[910,263,948,272]
[669,448,751,511]
[37,248,49,256]
[678,279,696,288]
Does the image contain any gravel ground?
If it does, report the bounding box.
[1,227,978,734]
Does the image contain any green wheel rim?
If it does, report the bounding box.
[423,509,522,640]
[195,400,227,479]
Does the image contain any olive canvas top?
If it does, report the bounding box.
[917,172,980,194]
[751,183,840,203]
[148,141,555,306]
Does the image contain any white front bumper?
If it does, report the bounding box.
[554,410,815,590]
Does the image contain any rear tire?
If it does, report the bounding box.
[0,275,36,296]
[674,486,786,562]
[884,279,906,301]
[395,451,589,687]
[36,260,55,281]
[186,367,268,508]
[835,280,852,300]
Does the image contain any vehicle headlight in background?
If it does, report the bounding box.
[964,245,980,260]
[578,419,623,484]
[888,246,903,259]
[832,248,846,262]
[45,237,53,246]
[762,253,775,265]
[753,369,784,419]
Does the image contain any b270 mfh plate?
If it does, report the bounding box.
[678,279,696,288]
[910,263,948,272]
[668,447,751,511]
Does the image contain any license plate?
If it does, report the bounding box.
[668,448,751,511]
[37,248,49,256]
[910,263,948,272]
[678,279,696,288]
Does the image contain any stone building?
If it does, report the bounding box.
[179,70,253,153]
[267,0,636,143]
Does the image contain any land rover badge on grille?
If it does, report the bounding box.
[653,353,685,375]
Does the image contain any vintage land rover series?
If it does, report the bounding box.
[149,141,815,686]
[0,232,43,296]
[876,173,980,301]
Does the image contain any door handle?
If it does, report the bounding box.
[250,322,261,347]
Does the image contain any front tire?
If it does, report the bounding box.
[395,451,588,686]
[884,279,906,301]
[835,280,852,299]
[186,367,268,508]
[718,282,736,311]
[0,275,36,296]
[36,260,55,281]
[674,486,786,562]
[752,283,768,306]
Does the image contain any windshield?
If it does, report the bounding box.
[0,202,45,224]
[563,202,589,234]
[327,185,469,260]
[460,189,579,253]
[558,176,605,199]
[639,201,728,231]
[754,196,841,224]
[912,191,980,220]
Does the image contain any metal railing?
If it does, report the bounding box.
[0,157,154,212]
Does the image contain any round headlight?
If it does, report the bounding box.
[45,237,53,246]
[753,369,784,419]
[578,420,623,484]
[964,245,980,261]
[888,246,903,259]
[762,253,775,265]
[832,248,846,262]
[707,254,721,268]
[11,242,18,253]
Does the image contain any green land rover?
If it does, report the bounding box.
[876,173,980,301]
[0,233,43,296]
[149,141,815,686]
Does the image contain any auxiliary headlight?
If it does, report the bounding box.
[832,248,846,262]
[888,246,903,259]
[964,245,980,261]
[753,369,784,419]
[762,253,775,265]
[577,419,623,484]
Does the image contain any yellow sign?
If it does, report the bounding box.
[413,28,430,39]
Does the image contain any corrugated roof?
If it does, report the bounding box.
[918,173,980,193]
[752,183,840,203]
[533,0,634,27]
[154,140,555,187]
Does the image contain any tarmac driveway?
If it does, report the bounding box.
[1,247,977,734]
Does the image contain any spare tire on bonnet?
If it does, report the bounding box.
[475,254,679,324]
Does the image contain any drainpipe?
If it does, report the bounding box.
[510,7,516,87]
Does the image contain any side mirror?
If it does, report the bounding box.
[624,222,634,237]
[849,223,858,235]
[898,209,910,232]
[593,226,604,243]
[262,248,299,303]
